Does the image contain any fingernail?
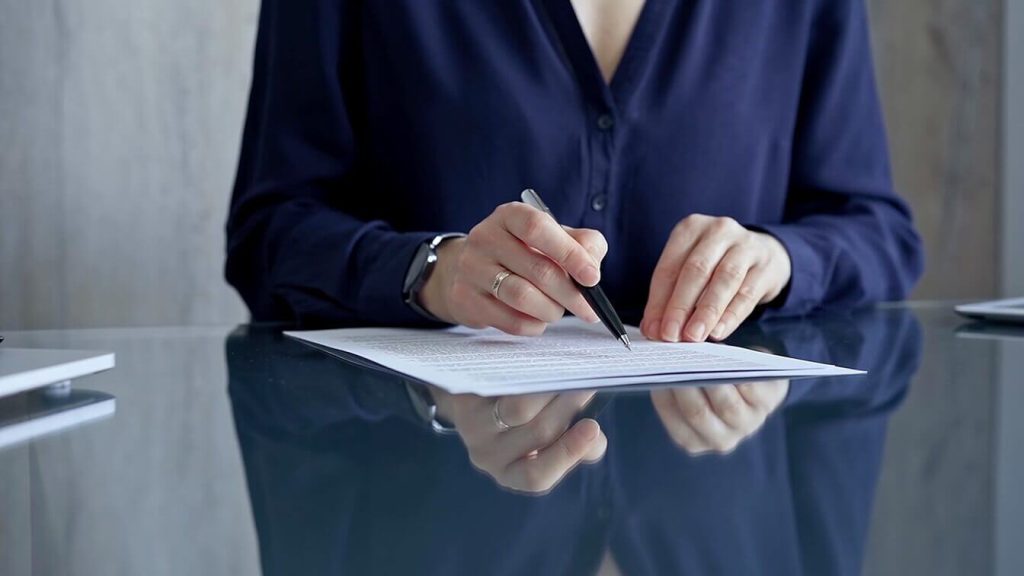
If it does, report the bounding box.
[581,420,599,441]
[687,322,706,341]
[588,312,600,324]
[711,323,726,340]
[648,319,661,340]
[581,265,600,286]
[663,320,680,342]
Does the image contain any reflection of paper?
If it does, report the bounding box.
[287,318,863,396]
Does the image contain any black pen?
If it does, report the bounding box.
[521,189,632,351]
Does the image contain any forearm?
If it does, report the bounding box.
[755,197,923,317]
[226,195,440,327]
[755,0,924,317]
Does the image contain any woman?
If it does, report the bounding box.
[226,0,923,484]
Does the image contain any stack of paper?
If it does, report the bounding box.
[287,318,862,396]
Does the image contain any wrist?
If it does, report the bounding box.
[419,237,464,323]
[756,232,792,303]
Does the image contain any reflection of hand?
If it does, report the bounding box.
[431,388,607,493]
[640,215,791,343]
[651,381,789,455]
[419,203,608,334]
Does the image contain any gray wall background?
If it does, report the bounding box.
[0,0,1013,331]
[1003,0,1024,297]
[1,0,254,329]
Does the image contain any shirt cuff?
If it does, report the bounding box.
[745,224,826,318]
[353,228,443,326]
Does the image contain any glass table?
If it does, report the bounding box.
[0,303,1021,575]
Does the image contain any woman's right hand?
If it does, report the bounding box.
[431,388,608,494]
[419,202,608,335]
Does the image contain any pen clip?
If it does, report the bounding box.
[520,188,553,216]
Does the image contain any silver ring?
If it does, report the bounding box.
[493,398,513,432]
[490,270,512,299]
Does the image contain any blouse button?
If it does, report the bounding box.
[591,194,607,211]
[596,114,615,131]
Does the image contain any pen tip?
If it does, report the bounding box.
[620,334,632,351]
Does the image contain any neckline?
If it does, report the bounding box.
[541,0,669,111]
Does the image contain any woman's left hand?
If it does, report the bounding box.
[640,215,792,343]
[651,381,789,455]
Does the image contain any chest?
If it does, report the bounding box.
[361,1,808,123]
[569,0,647,82]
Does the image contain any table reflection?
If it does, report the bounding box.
[227,309,921,575]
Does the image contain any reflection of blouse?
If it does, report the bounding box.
[229,309,922,575]
[226,0,923,328]
[236,395,902,576]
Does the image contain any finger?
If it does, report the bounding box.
[499,390,596,459]
[701,385,763,431]
[651,389,712,454]
[460,392,563,470]
[581,429,608,463]
[504,418,602,493]
[494,393,557,429]
[498,203,600,286]
[671,386,742,454]
[708,266,767,341]
[564,227,609,262]
[736,380,789,413]
[641,216,709,339]
[488,267,565,324]
[683,245,755,342]
[487,229,598,323]
[463,292,548,337]
[660,232,734,342]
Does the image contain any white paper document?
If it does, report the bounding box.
[286,318,863,396]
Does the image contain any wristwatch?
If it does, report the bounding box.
[404,381,458,434]
[403,233,466,321]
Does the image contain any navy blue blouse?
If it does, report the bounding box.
[226,0,924,327]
